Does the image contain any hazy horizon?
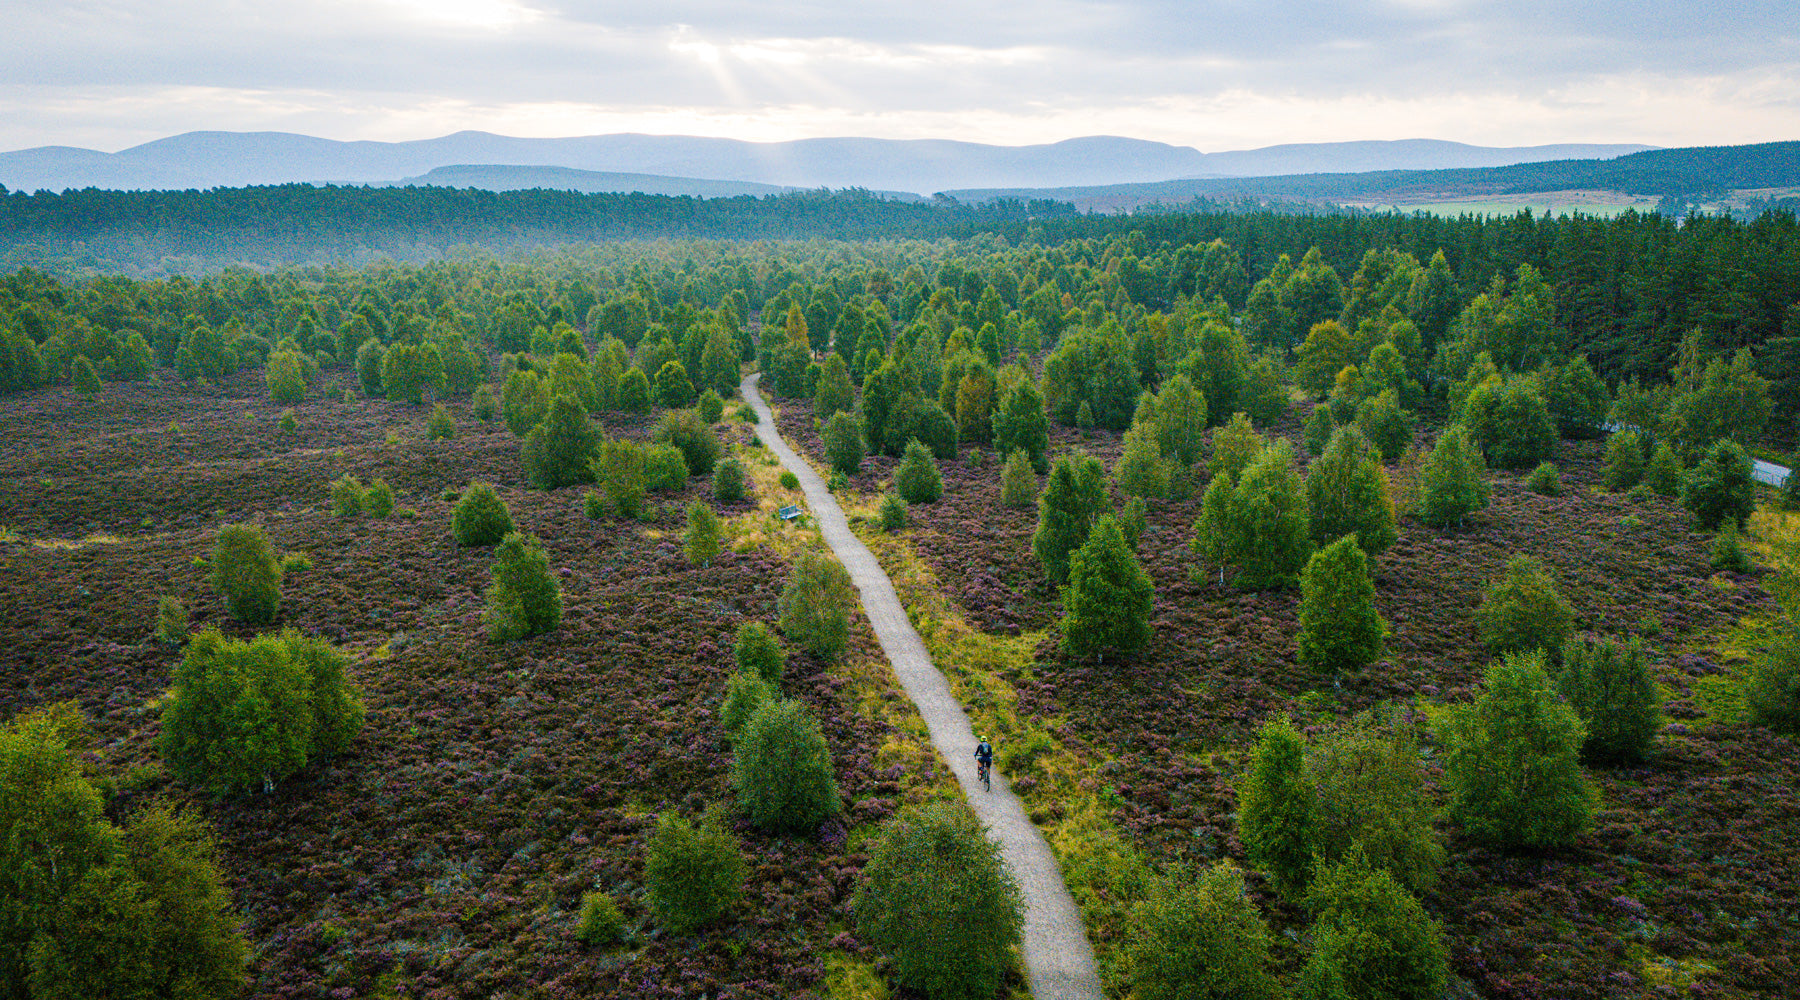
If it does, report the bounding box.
[0,129,1672,158]
[4,1,1797,154]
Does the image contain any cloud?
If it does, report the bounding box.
[1,0,1795,152]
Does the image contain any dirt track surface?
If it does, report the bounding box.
[743,373,1104,1000]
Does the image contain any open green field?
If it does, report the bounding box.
[1402,200,1646,218]
[1349,190,1659,218]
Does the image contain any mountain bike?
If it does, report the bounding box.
[976,757,991,792]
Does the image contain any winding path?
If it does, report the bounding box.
[742,374,1104,1000]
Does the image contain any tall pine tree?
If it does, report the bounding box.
[1306,426,1396,554]
[993,378,1050,473]
[1193,440,1312,589]
[1237,715,1316,898]
[1034,450,1109,584]
[1419,424,1490,527]
[1297,536,1386,674]
[1060,514,1154,663]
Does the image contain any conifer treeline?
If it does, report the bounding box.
[1,208,1797,403]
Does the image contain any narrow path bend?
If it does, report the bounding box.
[742,374,1104,1000]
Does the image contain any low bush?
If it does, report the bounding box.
[696,388,724,423]
[589,438,649,518]
[1445,649,1595,850]
[153,595,188,643]
[329,475,364,516]
[452,482,514,546]
[1124,861,1281,1000]
[1120,495,1147,549]
[485,532,562,641]
[574,891,625,946]
[1557,637,1660,763]
[779,469,800,490]
[732,621,784,686]
[895,438,943,504]
[1602,430,1646,491]
[1526,461,1564,496]
[1301,850,1450,1000]
[1644,441,1683,496]
[712,458,748,504]
[279,552,311,573]
[733,698,840,833]
[853,801,1024,1000]
[644,809,746,935]
[1476,554,1574,654]
[425,403,455,440]
[719,671,774,738]
[209,523,282,624]
[999,449,1037,508]
[684,500,722,566]
[364,479,395,518]
[645,444,689,491]
[471,383,497,421]
[879,493,907,532]
[654,409,722,476]
[72,354,103,393]
[1710,524,1751,572]
[276,409,298,434]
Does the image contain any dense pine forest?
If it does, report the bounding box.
[4,205,1799,394]
[2,206,1798,1000]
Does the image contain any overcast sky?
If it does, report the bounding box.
[3,0,1796,152]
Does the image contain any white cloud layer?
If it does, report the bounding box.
[2,0,1795,151]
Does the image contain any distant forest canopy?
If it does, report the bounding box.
[1,208,1797,423]
[952,140,1800,214]
[2,140,1793,277]
[0,185,1084,274]
[0,139,1796,274]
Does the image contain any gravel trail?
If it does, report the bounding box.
[743,373,1105,1000]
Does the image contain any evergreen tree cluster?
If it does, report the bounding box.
[2,705,248,1000]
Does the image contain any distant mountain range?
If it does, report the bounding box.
[0,130,1656,196]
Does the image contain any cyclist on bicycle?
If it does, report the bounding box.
[973,736,994,782]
